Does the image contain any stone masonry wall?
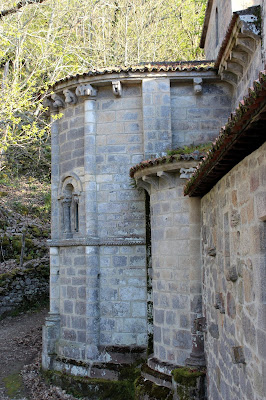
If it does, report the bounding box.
[0,264,49,318]
[96,84,144,239]
[149,175,202,366]
[99,244,147,347]
[204,0,233,60]
[201,142,266,400]
[171,81,232,148]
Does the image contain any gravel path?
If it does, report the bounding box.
[0,308,81,400]
[0,308,47,399]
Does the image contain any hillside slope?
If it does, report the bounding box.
[0,175,51,317]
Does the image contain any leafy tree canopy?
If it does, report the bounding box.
[0,0,207,178]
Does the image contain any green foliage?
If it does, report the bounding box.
[0,0,207,176]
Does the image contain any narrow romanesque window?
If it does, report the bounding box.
[62,183,78,238]
[74,200,79,232]
[215,7,219,47]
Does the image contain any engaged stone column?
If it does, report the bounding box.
[76,84,98,238]
[142,78,172,159]
[186,197,205,367]
[42,246,60,369]
[50,112,60,239]
[76,84,100,360]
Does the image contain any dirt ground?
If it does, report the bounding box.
[0,308,82,400]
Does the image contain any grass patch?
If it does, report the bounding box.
[3,372,24,398]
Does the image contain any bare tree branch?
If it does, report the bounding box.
[0,0,47,19]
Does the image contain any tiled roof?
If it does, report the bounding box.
[129,151,205,178]
[184,70,266,197]
[51,61,215,88]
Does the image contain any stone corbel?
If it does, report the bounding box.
[193,78,202,95]
[43,97,58,113]
[180,167,196,179]
[51,94,65,108]
[157,171,175,188]
[112,81,122,97]
[142,175,159,190]
[75,84,98,98]
[136,178,151,195]
[63,89,77,105]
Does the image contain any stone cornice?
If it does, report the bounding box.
[48,237,146,247]
[45,69,218,112]
[215,8,261,87]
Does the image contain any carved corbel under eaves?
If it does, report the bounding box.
[112,81,122,97]
[180,167,196,179]
[157,171,176,188]
[193,78,202,95]
[43,97,58,113]
[142,175,159,190]
[51,93,65,108]
[63,89,77,105]
[75,84,98,98]
[136,178,151,195]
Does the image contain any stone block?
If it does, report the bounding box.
[154,309,164,324]
[257,329,266,359]
[75,301,86,315]
[172,330,191,349]
[113,256,127,267]
[71,316,86,330]
[64,300,73,314]
[124,318,146,333]
[180,314,189,329]
[120,287,146,301]
[255,192,266,220]
[100,318,115,332]
[209,323,219,339]
[172,294,189,310]
[63,329,76,341]
[67,286,77,299]
[77,331,86,343]
[100,288,118,301]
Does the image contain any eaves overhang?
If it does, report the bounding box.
[184,70,266,197]
[49,61,215,91]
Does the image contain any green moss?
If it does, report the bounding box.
[3,372,25,398]
[167,142,212,156]
[172,367,205,386]
[135,376,173,400]
[43,369,136,400]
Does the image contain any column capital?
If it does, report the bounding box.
[76,84,98,99]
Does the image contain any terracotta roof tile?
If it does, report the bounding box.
[129,151,205,178]
[51,61,215,88]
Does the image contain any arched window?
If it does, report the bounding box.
[59,174,82,239]
[215,7,219,47]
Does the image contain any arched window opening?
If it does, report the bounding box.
[62,183,74,238]
[215,7,219,47]
[59,174,82,239]
[74,196,79,232]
